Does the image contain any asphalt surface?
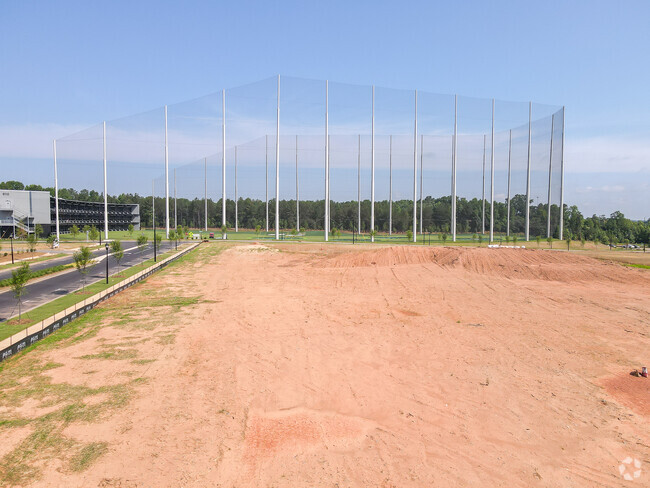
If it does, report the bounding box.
[0,241,177,322]
[0,244,116,283]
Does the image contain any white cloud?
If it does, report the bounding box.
[566,136,650,173]
[0,123,90,159]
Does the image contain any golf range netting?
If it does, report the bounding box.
[54,75,564,242]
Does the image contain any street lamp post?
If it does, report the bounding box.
[10,236,14,264]
[105,242,109,284]
[153,223,157,263]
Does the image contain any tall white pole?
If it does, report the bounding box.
[164,105,169,238]
[389,135,392,235]
[506,129,512,237]
[489,98,495,243]
[222,90,226,228]
[371,85,375,242]
[358,134,361,233]
[275,75,280,240]
[452,95,457,242]
[546,113,555,239]
[525,102,532,241]
[482,134,486,235]
[204,157,208,231]
[325,80,329,241]
[235,146,238,233]
[53,140,60,240]
[103,121,108,240]
[265,135,269,233]
[419,134,423,234]
[296,135,299,232]
[559,107,565,240]
[327,135,331,235]
[412,90,418,242]
[174,168,177,230]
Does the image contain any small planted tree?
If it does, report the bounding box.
[513,235,518,245]
[478,234,483,246]
[128,224,134,236]
[471,233,478,243]
[26,233,37,254]
[154,233,163,251]
[70,224,79,239]
[580,237,586,248]
[441,232,448,245]
[34,224,43,241]
[536,235,542,248]
[137,234,148,262]
[137,234,148,250]
[169,230,179,250]
[547,236,553,249]
[10,262,30,320]
[89,226,99,242]
[406,229,413,242]
[505,235,510,244]
[46,234,56,248]
[255,224,261,236]
[73,246,96,292]
[566,236,571,251]
[110,240,124,275]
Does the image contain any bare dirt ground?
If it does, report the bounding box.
[0,243,648,487]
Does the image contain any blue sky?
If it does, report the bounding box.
[0,0,648,219]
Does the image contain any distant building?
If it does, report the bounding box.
[0,190,140,238]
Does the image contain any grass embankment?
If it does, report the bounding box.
[0,245,194,342]
[624,263,650,269]
[0,264,73,288]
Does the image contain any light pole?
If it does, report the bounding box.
[153,221,157,263]
[105,242,109,284]
[10,235,14,264]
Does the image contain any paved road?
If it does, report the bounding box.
[0,244,118,282]
[0,241,177,322]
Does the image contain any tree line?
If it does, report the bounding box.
[2,180,649,244]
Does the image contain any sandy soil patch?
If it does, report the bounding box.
[0,243,648,487]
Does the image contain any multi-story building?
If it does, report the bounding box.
[0,190,139,238]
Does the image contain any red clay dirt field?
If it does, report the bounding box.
[0,243,648,487]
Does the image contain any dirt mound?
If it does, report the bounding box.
[320,245,647,283]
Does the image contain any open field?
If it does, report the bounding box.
[0,243,648,487]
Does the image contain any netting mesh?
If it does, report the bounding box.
[53,76,564,241]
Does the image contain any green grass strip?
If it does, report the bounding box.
[0,253,64,271]
[0,264,74,288]
[623,263,650,269]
